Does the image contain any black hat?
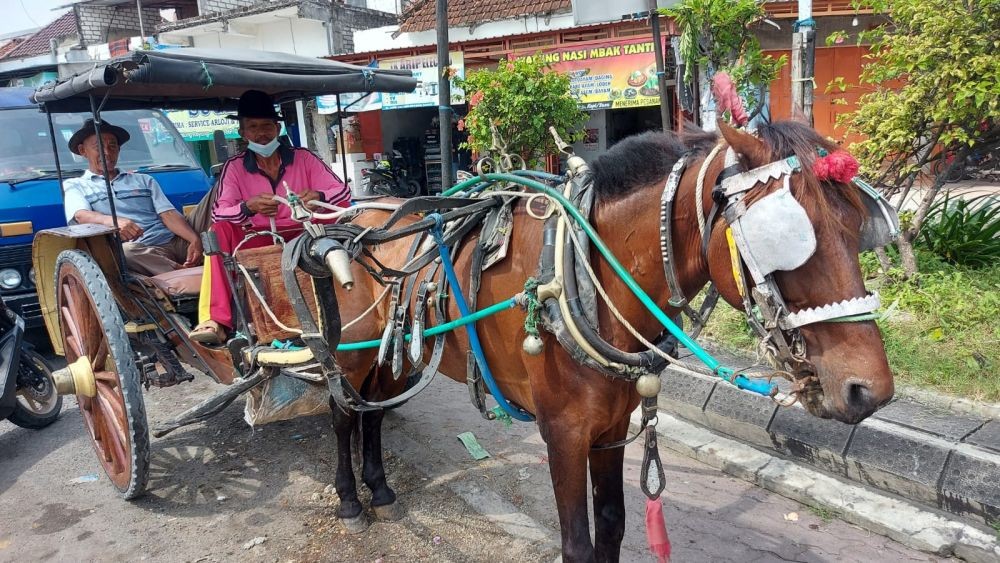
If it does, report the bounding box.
[68,118,130,155]
[227,89,282,120]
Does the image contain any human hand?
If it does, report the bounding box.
[299,189,322,204]
[184,239,204,267]
[118,218,144,241]
[247,193,278,216]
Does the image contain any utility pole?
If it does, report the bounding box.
[436,0,454,191]
[647,0,672,132]
[791,0,815,124]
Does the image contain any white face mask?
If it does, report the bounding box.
[248,138,280,157]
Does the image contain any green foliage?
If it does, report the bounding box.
[454,57,587,168]
[660,0,785,107]
[706,250,1000,401]
[842,0,1000,181]
[916,194,1000,267]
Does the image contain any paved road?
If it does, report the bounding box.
[0,371,947,562]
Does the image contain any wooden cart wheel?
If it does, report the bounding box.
[55,249,149,500]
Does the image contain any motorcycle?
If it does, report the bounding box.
[361,150,421,198]
[0,298,61,429]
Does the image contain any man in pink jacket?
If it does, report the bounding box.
[190,90,351,344]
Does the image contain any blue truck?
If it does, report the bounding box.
[0,87,213,328]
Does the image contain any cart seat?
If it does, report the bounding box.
[150,267,203,297]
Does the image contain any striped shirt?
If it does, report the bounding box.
[212,144,350,230]
[63,169,177,246]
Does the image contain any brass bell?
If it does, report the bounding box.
[635,374,661,398]
[522,334,544,356]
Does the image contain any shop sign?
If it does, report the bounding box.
[316,91,382,114]
[378,52,465,110]
[165,110,240,142]
[9,71,57,88]
[522,39,668,111]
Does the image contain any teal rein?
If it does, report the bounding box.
[333,172,774,397]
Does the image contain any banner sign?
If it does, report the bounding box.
[378,51,465,110]
[165,110,240,142]
[316,91,382,114]
[521,39,669,111]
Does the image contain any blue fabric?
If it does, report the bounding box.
[63,169,177,246]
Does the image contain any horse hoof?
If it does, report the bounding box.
[340,513,369,534]
[373,501,404,522]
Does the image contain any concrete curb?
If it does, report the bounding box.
[895,383,1000,421]
[634,411,1000,562]
[657,366,1000,528]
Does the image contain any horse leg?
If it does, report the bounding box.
[331,400,368,533]
[589,420,629,563]
[541,421,596,562]
[360,408,403,521]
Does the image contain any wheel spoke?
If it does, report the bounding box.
[92,338,110,372]
[96,381,126,431]
[60,306,85,358]
[94,370,118,385]
[97,396,128,475]
[90,405,113,463]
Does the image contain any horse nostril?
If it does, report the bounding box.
[845,381,876,412]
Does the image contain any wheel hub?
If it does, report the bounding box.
[53,356,96,397]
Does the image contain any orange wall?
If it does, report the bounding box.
[766,46,870,145]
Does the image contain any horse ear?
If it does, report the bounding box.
[716,119,768,167]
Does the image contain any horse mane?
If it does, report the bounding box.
[591,121,863,229]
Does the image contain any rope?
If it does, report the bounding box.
[695,143,724,244]
[236,262,303,335]
[342,283,393,331]
[199,61,214,90]
[522,277,541,337]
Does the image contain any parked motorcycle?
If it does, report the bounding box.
[0,298,61,429]
[931,146,1000,182]
[361,151,421,198]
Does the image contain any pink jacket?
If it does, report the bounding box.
[212,145,351,230]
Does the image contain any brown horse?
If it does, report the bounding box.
[319,120,894,561]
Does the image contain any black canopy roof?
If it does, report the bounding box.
[32,48,417,112]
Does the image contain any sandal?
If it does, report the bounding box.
[189,321,227,345]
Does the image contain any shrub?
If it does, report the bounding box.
[917,194,1000,268]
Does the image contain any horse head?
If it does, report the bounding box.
[703,121,894,424]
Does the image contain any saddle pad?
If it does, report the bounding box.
[150,266,204,297]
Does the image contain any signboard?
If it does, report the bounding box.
[570,0,681,26]
[378,52,465,110]
[522,38,670,111]
[316,91,382,114]
[165,110,240,142]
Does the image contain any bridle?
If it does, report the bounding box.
[659,141,899,376]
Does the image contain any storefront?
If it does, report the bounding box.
[317,52,468,196]
[515,37,676,163]
[164,109,241,173]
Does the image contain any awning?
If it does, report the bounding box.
[32,47,418,113]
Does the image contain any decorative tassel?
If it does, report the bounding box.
[711,72,749,127]
[645,498,671,563]
[813,151,859,184]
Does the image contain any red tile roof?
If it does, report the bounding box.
[399,0,571,33]
[3,11,78,60]
[0,39,25,59]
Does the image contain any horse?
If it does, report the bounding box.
[317,120,895,561]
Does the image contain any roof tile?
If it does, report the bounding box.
[3,11,77,60]
[399,0,571,33]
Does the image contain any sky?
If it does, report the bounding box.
[2,0,71,38]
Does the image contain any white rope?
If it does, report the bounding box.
[695,143,725,244]
[342,283,392,331]
[236,261,303,335]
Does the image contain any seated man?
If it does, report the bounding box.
[190,90,351,344]
[63,118,203,276]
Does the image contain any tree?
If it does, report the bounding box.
[455,57,587,169]
[661,0,785,126]
[839,0,1000,277]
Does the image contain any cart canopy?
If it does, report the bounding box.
[31,48,416,112]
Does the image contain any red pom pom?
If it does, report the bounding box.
[813,151,859,183]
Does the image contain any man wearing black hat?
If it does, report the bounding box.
[63,119,203,276]
[190,90,351,344]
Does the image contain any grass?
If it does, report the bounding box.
[699,250,1000,402]
[808,505,836,523]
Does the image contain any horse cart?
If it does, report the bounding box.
[30,48,417,499]
[32,46,900,560]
